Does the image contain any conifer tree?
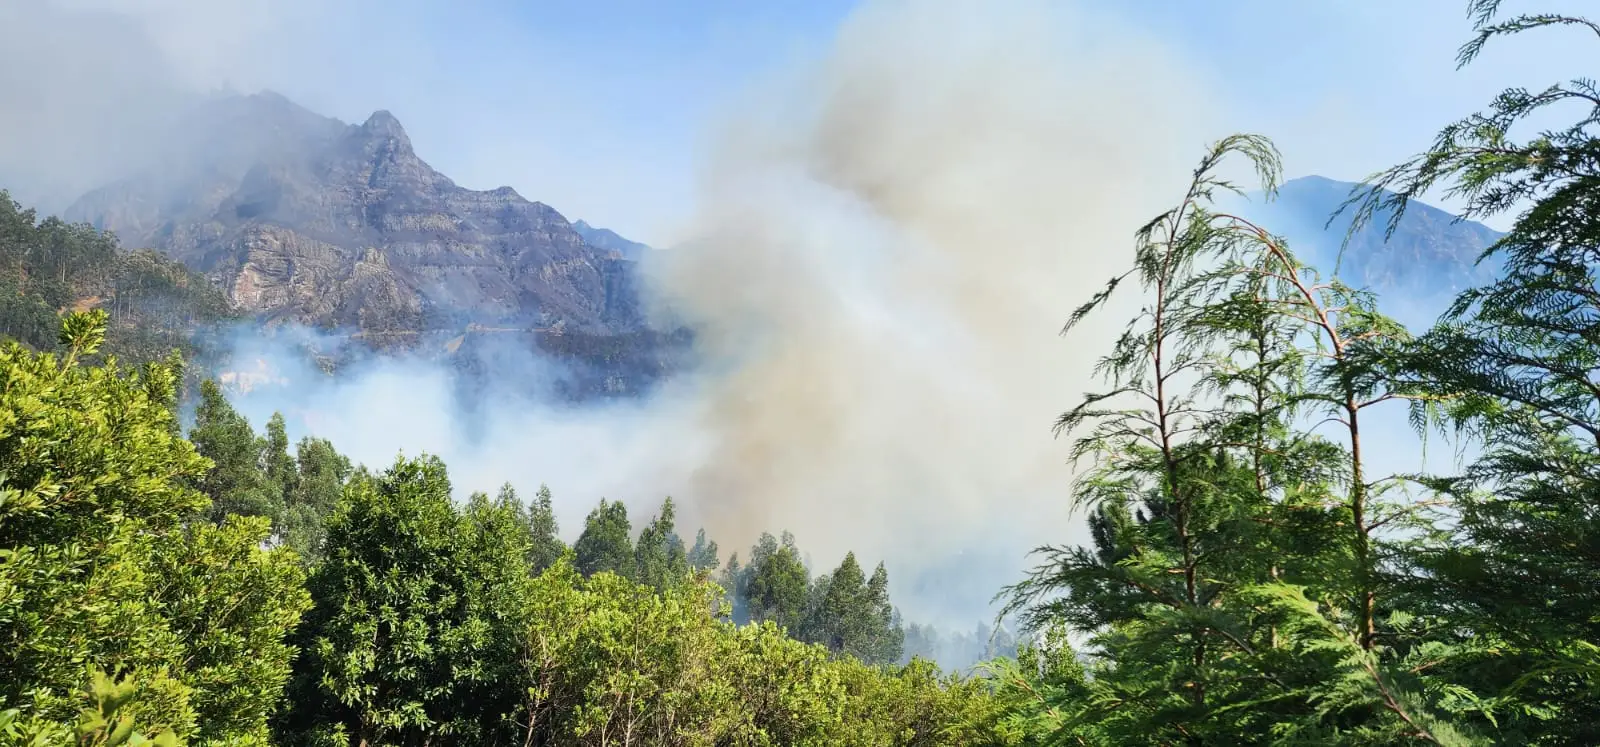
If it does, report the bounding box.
[263,411,298,500]
[819,553,908,662]
[573,498,634,578]
[523,483,566,573]
[864,562,905,665]
[720,552,747,622]
[634,497,690,592]
[687,528,720,573]
[743,532,810,634]
[1003,135,1478,744]
[278,435,351,563]
[1343,3,1600,740]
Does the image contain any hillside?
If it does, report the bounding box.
[573,219,653,261]
[0,190,236,366]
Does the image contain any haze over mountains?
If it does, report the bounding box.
[54,90,686,397]
[67,91,651,335]
[58,91,644,358]
[43,91,1502,363]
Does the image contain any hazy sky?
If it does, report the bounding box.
[0,0,1587,242]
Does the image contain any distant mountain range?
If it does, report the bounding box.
[1240,175,1504,325]
[573,220,652,262]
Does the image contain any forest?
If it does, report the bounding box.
[2,5,1598,745]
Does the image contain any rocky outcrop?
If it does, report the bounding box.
[65,93,646,341]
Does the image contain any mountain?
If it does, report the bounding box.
[65,92,647,343]
[573,220,652,261]
[1242,175,1504,323]
[58,91,682,397]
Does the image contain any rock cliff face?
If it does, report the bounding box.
[65,92,645,341]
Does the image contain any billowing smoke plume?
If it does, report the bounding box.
[643,0,1220,620]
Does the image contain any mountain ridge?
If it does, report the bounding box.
[59,90,679,398]
[65,92,651,339]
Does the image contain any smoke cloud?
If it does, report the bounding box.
[640,0,1219,620]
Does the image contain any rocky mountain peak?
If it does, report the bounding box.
[360,110,411,147]
[64,90,651,341]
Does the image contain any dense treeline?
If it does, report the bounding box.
[0,190,236,368]
[3,3,1599,744]
[0,313,1009,745]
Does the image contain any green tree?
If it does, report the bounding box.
[1343,3,1600,741]
[633,497,689,592]
[523,483,565,573]
[742,532,810,635]
[572,498,633,579]
[863,562,905,666]
[263,412,298,500]
[278,435,351,563]
[720,552,747,623]
[1002,136,1479,744]
[187,379,279,524]
[0,312,308,743]
[150,515,311,744]
[283,455,468,745]
[446,488,541,742]
[804,558,906,666]
[687,528,720,573]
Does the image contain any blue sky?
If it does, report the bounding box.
[289,0,1580,241]
[6,0,1590,240]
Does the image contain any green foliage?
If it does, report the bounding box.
[0,669,181,747]
[686,528,720,573]
[573,498,634,578]
[0,191,233,368]
[149,516,311,744]
[634,497,690,592]
[188,379,281,523]
[0,312,307,744]
[284,455,479,743]
[273,455,1002,745]
[1339,3,1600,742]
[741,531,810,631]
[523,483,566,573]
[279,435,351,563]
[71,670,182,747]
[811,553,903,665]
[13,15,1600,738]
[999,135,1484,744]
